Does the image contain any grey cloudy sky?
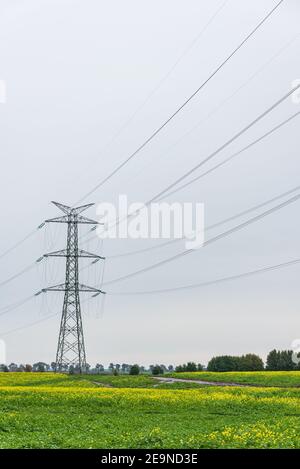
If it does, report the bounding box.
[0,0,299,367]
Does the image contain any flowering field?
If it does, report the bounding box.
[0,373,300,448]
[166,371,300,387]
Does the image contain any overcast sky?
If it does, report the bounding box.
[0,0,299,367]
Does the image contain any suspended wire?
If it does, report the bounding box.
[80,0,229,176]
[106,257,300,295]
[102,191,300,286]
[106,182,300,259]
[0,295,35,317]
[113,33,299,204]
[0,261,42,289]
[0,228,40,261]
[0,312,59,337]
[79,34,299,246]
[110,82,300,232]
[85,85,300,243]
[75,0,284,205]
[0,1,287,265]
[157,111,300,200]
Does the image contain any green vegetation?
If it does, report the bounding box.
[207,354,264,372]
[167,371,300,387]
[1,372,300,448]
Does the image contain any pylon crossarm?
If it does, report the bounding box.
[42,283,105,294]
[45,215,69,224]
[44,249,104,259]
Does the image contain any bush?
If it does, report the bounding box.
[129,364,140,375]
[207,354,264,372]
[266,350,297,371]
[151,365,164,375]
[175,362,203,373]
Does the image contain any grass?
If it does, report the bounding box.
[166,371,300,387]
[1,372,300,448]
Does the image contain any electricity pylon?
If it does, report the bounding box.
[41,201,105,373]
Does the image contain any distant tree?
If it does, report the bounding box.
[151,365,164,376]
[129,364,140,375]
[168,365,174,372]
[197,363,204,371]
[8,363,18,372]
[207,355,263,372]
[108,363,114,373]
[266,350,279,370]
[33,362,48,372]
[175,365,184,372]
[175,362,199,372]
[69,365,75,375]
[239,354,264,371]
[278,351,295,371]
[18,364,25,372]
[140,366,145,373]
[0,364,9,372]
[266,350,295,371]
[25,364,33,372]
[121,363,130,373]
[95,364,104,374]
[186,362,197,372]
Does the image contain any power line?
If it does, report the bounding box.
[75,0,284,205]
[102,191,300,286]
[146,83,300,205]
[106,257,300,295]
[88,84,300,239]
[113,33,299,204]
[0,312,59,337]
[0,225,44,261]
[0,261,41,289]
[82,1,229,171]
[0,295,35,317]
[106,182,300,259]
[157,111,300,200]
[0,6,228,262]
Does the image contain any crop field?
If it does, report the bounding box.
[166,371,300,387]
[1,372,300,448]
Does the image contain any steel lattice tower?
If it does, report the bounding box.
[41,202,105,373]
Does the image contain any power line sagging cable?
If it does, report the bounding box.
[75,0,285,205]
[106,182,300,259]
[106,257,300,295]
[103,191,300,286]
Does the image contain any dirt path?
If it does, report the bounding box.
[154,377,247,387]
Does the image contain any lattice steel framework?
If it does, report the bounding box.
[42,201,105,373]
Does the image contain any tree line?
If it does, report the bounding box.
[0,350,298,373]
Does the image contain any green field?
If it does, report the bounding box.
[1,372,300,448]
[166,371,300,387]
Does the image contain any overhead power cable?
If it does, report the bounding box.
[0,261,41,289]
[157,110,300,200]
[142,83,300,206]
[75,0,284,205]
[106,257,300,295]
[0,295,35,317]
[0,224,45,261]
[102,191,300,286]
[87,85,300,240]
[0,312,58,337]
[107,182,300,259]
